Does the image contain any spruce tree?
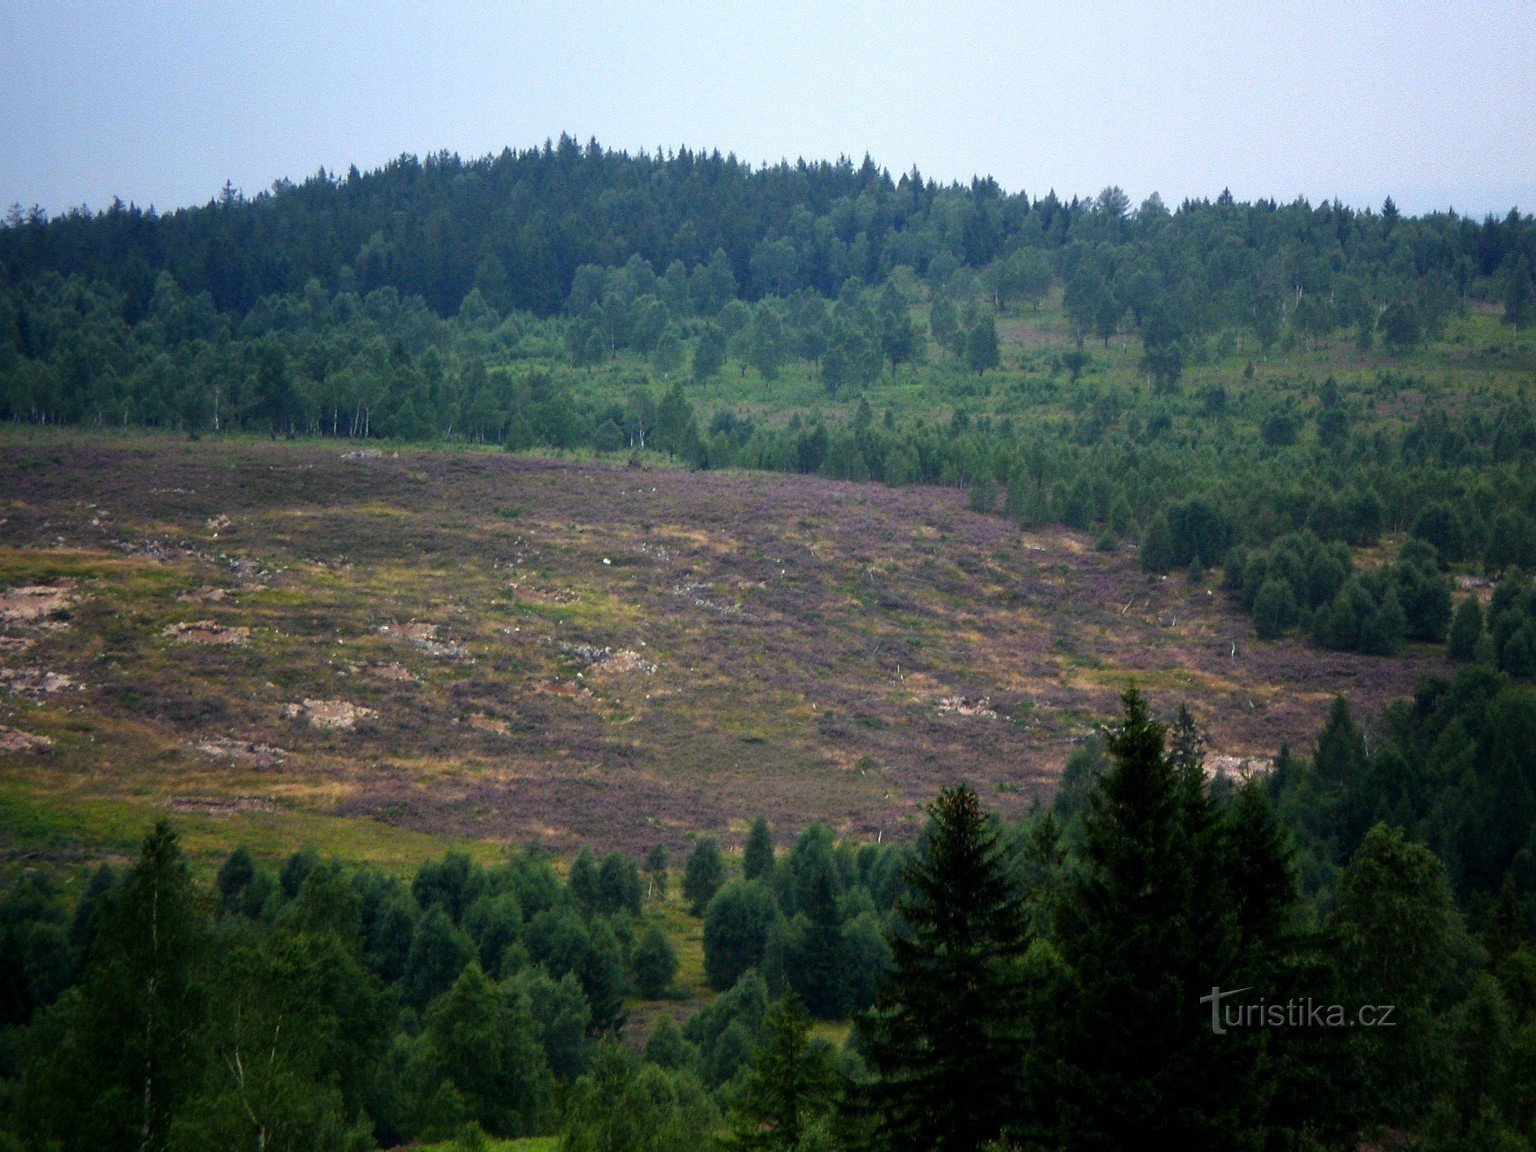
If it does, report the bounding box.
[854,783,1030,1152]
[22,822,208,1152]
[682,837,726,917]
[742,816,776,881]
[721,993,837,1152]
[1448,596,1485,662]
[1038,690,1269,1152]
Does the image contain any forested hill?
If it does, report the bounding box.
[3,135,1534,325]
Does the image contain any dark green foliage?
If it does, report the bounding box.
[643,844,669,900]
[462,892,522,976]
[1034,690,1295,1152]
[855,784,1031,1152]
[596,852,644,916]
[0,873,72,1028]
[682,969,770,1087]
[170,924,379,1152]
[642,1015,699,1074]
[1330,824,1471,1126]
[512,968,595,1081]
[963,313,1000,373]
[1253,578,1299,639]
[412,963,554,1137]
[67,862,117,971]
[561,1041,716,1152]
[412,850,484,924]
[720,993,837,1152]
[279,845,320,901]
[567,849,600,912]
[402,905,473,1009]
[781,862,848,1019]
[21,823,208,1152]
[683,837,726,916]
[742,816,775,881]
[214,846,263,919]
[1139,513,1177,573]
[703,881,780,991]
[1449,596,1485,661]
[633,924,679,998]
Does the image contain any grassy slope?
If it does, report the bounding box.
[0,432,1442,874]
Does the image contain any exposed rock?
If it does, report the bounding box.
[163,620,250,645]
[937,695,999,719]
[1205,754,1274,780]
[283,699,377,730]
[192,738,287,769]
[0,726,52,753]
[165,795,278,815]
[0,585,71,625]
[179,586,231,604]
[380,621,470,660]
[0,668,81,695]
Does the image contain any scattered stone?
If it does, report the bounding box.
[0,585,71,625]
[552,640,656,674]
[341,449,382,460]
[1205,754,1274,780]
[372,662,418,682]
[0,668,81,695]
[380,621,470,660]
[0,726,52,753]
[467,714,511,735]
[192,738,287,769]
[937,695,999,719]
[206,514,232,531]
[539,680,595,699]
[162,620,250,645]
[604,649,657,674]
[283,699,377,730]
[179,586,231,604]
[381,621,438,642]
[165,796,278,815]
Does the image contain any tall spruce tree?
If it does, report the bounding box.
[22,822,208,1152]
[1037,689,1275,1152]
[854,783,1030,1152]
[720,992,837,1152]
[742,816,776,881]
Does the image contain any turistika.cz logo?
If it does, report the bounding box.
[1200,986,1396,1035]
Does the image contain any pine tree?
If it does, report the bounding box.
[742,816,775,881]
[1038,690,1268,1152]
[1448,597,1485,662]
[790,863,848,1018]
[854,783,1030,1152]
[632,925,679,999]
[22,822,208,1152]
[643,845,669,901]
[721,993,837,1152]
[682,837,726,917]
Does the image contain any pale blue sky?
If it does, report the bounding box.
[3,1,1532,218]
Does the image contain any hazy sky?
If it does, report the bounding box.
[3,1,1533,219]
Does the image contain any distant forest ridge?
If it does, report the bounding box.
[2,135,1533,323]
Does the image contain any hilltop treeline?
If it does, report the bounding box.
[3,136,1534,322]
[4,684,1536,1150]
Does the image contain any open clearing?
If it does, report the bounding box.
[0,432,1443,863]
